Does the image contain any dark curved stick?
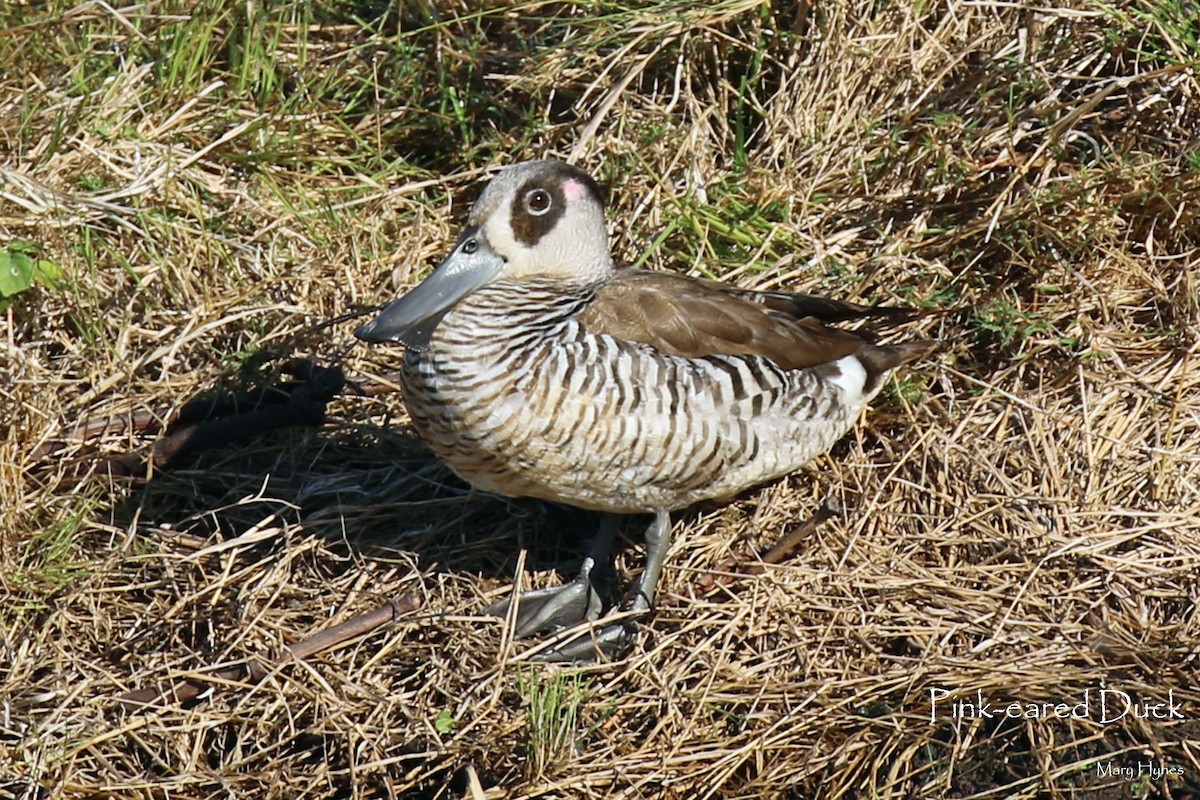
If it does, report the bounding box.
[689,500,840,596]
[117,593,422,709]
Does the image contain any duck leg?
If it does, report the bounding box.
[629,508,671,612]
[485,513,618,637]
[533,508,672,663]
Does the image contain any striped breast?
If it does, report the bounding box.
[400,280,872,514]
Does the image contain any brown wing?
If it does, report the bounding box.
[576,269,880,370]
[728,286,929,325]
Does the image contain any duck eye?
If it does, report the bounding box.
[461,238,479,254]
[525,189,552,215]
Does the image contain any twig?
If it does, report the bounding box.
[689,500,841,596]
[116,593,422,710]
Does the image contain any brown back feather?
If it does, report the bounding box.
[576,269,923,370]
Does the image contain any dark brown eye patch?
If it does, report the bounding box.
[510,180,566,245]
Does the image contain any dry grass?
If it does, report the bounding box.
[3,1,1199,797]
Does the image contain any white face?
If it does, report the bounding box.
[469,159,613,284]
[355,160,614,348]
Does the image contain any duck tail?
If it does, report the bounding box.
[857,340,938,396]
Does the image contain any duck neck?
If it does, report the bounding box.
[433,276,606,348]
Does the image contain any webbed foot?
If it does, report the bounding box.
[487,509,671,664]
[483,573,604,638]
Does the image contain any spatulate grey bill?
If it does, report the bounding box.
[354,226,505,349]
[355,159,935,662]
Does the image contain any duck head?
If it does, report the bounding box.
[355,160,611,348]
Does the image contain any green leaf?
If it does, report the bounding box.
[34,259,64,290]
[434,708,456,735]
[0,249,35,298]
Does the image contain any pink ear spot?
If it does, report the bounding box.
[562,178,586,201]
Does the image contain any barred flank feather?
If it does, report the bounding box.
[401,280,908,514]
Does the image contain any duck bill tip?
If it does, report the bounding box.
[354,235,504,348]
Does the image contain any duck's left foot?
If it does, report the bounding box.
[529,508,670,663]
[485,510,669,664]
[483,573,604,638]
[486,513,619,639]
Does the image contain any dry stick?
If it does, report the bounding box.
[759,498,841,567]
[690,500,840,596]
[25,407,167,468]
[117,593,422,709]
